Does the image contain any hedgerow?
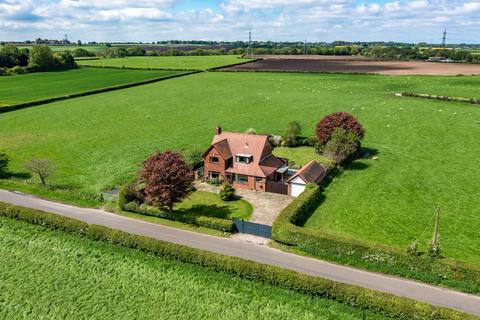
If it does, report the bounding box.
[0,202,473,320]
[272,182,480,295]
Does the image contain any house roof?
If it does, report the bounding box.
[210,131,286,177]
[287,160,326,184]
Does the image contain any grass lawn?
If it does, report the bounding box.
[1,72,480,264]
[0,218,386,320]
[175,191,253,220]
[273,146,329,168]
[0,67,183,107]
[76,55,252,70]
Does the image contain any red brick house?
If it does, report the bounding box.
[203,127,289,193]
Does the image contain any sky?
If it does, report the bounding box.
[0,0,479,43]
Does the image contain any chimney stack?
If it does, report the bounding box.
[215,126,222,135]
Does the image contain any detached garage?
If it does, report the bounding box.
[287,161,327,197]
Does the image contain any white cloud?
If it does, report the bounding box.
[0,0,478,43]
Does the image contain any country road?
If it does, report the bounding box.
[0,189,479,316]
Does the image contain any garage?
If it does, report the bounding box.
[287,161,327,197]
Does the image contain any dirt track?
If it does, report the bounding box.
[224,58,480,75]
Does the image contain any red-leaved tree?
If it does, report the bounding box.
[139,151,194,211]
[316,112,365,145]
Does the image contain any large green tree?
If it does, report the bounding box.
[28,45,55,69]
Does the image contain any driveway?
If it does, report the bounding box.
[195,182,294,225]
[0,189,479,316]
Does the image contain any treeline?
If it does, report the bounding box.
[0,45,76,76]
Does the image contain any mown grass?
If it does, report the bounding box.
[1,72,480,264]
[0,218,387,320]
[0,67,182,106]
[273,146,329,168]
[77,55,251,70]
[175,191,253,220]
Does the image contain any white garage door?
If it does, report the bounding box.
[290,183,306,197]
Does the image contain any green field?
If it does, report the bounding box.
[77,55,251,70]
[1,72,480,264]
[0,67,182,107]
[0,218,386,319]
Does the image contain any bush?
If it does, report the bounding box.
[0,202,473,320]
[123,203,235,232]
[219,184,236,201]
[316,112,365,145]
[323,128,359,166]
[272,182,480,295]
[0,151,9,177]
[283,120,302,147]
[184,147,204,170]
[208,178,221,186]
[118,181,145,209]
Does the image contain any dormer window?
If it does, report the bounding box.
[210,156,219,163]
[236,154,252,164]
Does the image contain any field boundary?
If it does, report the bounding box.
[397,92,480,104]
[272,177,480,295]
[0,70,200,114]
[0,201,475,319]
[207,58,261,71]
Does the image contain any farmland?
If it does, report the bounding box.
[77,55,251,70]
[1,71,480,264]
[13,44,108,52]
[0,218,385,319]
[224,58,480,75]
[0,67,183,107]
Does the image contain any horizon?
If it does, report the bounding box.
[0,0,479,44]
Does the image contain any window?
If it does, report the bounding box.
[255,177,263,182]
[210,156,219,163]
[236,155,252,164]
[235,174,248,184]
[209,171,220,179]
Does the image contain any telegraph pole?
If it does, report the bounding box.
[303,38,308,55]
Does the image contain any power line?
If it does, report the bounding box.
[442,28,447,48]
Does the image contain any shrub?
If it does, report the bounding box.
[124,201,139,212]
[139,151,194,211]
[0,202,473,320]
[0,151,9,177]
[316,112,365,145]
[208,178,221,186]
[245,128,256,135]
[184,147,204,170]
[118,181,145,209]
[219,184,236,201]
[323,128,359,166]
[283,120,302,147]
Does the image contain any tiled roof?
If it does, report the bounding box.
[211,132,286,177]
[287,160,326,184]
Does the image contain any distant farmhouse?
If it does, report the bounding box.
[203,127,326,197]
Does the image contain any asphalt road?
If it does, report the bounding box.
[1,189,479,316]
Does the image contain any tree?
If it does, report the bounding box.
[323,128,359,165]
[139,151,194,211]
[283,120,302,147]
[25,158,56,186]
[316,112,365,145]
[0,151,9,177]
[219,184,236,201]
[127,46,146,56]
[28,45,55,69]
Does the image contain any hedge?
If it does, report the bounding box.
[123,201,235,233]
[398,92,480,105]
[272,183,480,295]
[0,202,474,320]
[0,71,199,114]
